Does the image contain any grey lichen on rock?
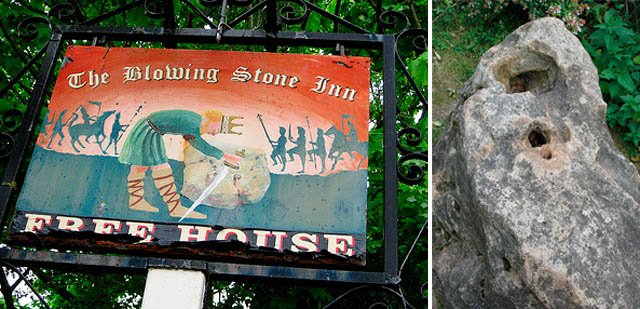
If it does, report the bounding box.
[433,17,640,308]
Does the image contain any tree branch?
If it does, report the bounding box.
[403,0,422,29]
[0,18,40,80]
[15,0,46,15]
[30,268,78,304]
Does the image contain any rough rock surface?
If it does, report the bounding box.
[434,18,640,308]
[182,140,270,209]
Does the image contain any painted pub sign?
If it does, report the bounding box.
[9,46,370,266]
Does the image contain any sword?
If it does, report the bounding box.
[257,113,274,145]
[117,105,143,143]
[306,116,317,169]
[257,113,282,164]
[179,166,230,222]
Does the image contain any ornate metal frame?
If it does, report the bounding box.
[0,0,427,307]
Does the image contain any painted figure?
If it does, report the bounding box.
[271,127,288,171]
[40,110,54,142]
[79,105,96,124]
[287,126,307,173]
[346,121,358,147]
[47,110,68,148]
[257,114,287,172]
[118,109,242,219]
[103,112,129,155]
[344,120,368,169]
[308,128,327,173]
[68,110,115,152]
[325,125,348,170]
[326,119,368,170]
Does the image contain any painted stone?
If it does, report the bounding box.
[182,139,271,209]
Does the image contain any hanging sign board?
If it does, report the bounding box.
[9,46,370,266]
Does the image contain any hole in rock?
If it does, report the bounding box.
[495,52,558,94]
[509,75,529,93]
[541,147,553,160]
[528,129,548,148]
[508,70,554,93]
[502,257,512,272]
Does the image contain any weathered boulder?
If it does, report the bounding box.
[182,140,271,209]
[434,18,640,308]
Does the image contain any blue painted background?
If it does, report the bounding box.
[16,147,367,234]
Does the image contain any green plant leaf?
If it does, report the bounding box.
[306,13,321,32]
[600,68,616,80]
[617,69,636,92]
[609,82,622,99]
[408,52,428,89]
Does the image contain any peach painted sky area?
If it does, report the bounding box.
[41,46,370,174]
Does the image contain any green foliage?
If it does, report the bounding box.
[433,0,522,129]
[584,9,640,147]
[408,52,428,89]
[24,270,145,309]
[463,0,593,33]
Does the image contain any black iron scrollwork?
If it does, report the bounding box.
[0,133,15,159]
[230,0,254,6]
[394,29,428,186]
[199,0,223,6]
[398,127,427,185]
[379,10,410,34]
[2,109,23,134]
[48,3,77,23]
[323,285,415,309]
[199,0,254,8]
[145,0,166,19]
[396,28,428,58]
[16,16,51,40]
[0,262,50,309]
[395,28,428,114]
[278,0,309,25]
[364,5,428,188]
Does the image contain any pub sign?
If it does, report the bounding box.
[9,46,370,266]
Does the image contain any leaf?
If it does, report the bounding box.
[609,82,621,99]
[604,9,623,26]
[408,52,428,89]
[600,68,616,80]
[0,99,13,113]
[604,33,617,52]
[326,0,337,14]
[621,94,636,103]
[306,13,321,32]
[617,69,636,92]
[589,29,606,47]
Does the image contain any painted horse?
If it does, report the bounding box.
[68,110,115,152]
[324,125,368,170]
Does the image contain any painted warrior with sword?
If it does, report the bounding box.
[308,127,327,173]
[103,105,142,155]
[257,114,287,172]
[118,109,243,219]
[287,124,307,174]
